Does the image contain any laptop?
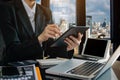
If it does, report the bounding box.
[46,45,120,80]
[74,38,111,61]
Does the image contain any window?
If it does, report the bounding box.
[50,0,76,25]
[36,0,41,4]
[86,0,110,39]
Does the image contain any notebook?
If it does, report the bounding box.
[74,38,111,61]
[46,45,120,80]
[37,58,69,68]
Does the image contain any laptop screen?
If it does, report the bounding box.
[83,38,107,57]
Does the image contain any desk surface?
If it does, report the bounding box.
[112,61,120,80]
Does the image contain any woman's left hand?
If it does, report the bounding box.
[64,33,83,51]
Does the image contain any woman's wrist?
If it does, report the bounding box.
[38,35,44,44]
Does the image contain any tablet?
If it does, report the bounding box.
[51,26,89,47]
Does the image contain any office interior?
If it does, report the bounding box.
[0,0,120,80]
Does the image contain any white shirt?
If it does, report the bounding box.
[22,0,36,32]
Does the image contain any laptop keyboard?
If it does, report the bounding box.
[67,62,104,76]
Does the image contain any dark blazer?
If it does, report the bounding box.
[0,0,73,63]
[0,28,5,62]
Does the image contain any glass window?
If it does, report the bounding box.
[36,0,41,4]
[86,0,110,39]
[50,0,76,25]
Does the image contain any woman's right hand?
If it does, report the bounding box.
[38,24,61,43]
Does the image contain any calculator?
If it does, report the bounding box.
[0,65,38,80]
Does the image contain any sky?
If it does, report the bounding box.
[86,0,110,24]
[36,0,41,4]
[50,0,76,24]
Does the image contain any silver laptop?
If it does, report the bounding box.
[46,45,120,80]
[74,38,111,61]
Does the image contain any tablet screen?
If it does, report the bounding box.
[51,26,89,47]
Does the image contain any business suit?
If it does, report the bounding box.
[0,29,5,62]
[0,0,73,63]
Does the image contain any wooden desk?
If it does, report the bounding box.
[112,61,120,80]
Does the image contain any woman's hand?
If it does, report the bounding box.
[64,33,83,51]
[38,24,61,43]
